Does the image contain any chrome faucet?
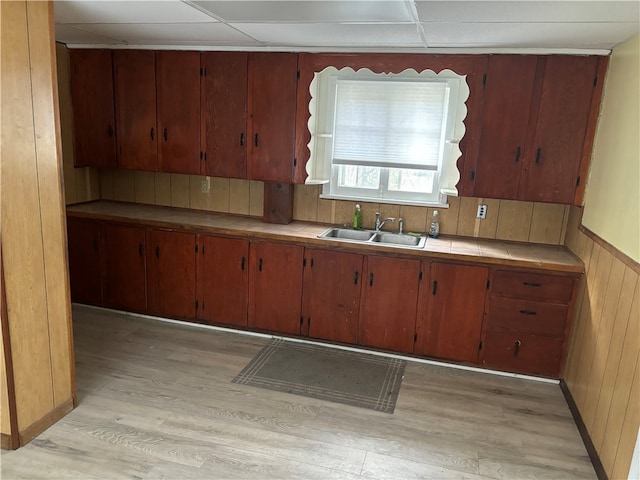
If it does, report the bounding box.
[375,212,396,231]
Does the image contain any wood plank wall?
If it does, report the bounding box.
[564,205,639,479]
[1,0,75,444]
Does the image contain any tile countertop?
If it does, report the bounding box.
[67,201,584,274]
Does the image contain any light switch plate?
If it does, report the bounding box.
[201,177,210,193]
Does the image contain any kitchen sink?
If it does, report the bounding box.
[318,227,376,241]
[318,227,426,249]
[371,232,426,248]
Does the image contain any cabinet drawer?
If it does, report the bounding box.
[491,271,574,303]
[480,332,563,377]
[486,297,567,337]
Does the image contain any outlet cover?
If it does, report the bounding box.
[201,177,210,193]
[477,204,487,219]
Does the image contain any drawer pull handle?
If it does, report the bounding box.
[369,272,374,287]
[519,309,537,315]
[241,256,245,271]
[514,340,521,357]
[259,258,263,272]
[354,271,359,285]
[523,282,542,287]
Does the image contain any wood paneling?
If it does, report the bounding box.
[1,0,74,445]
[564,205,640,479]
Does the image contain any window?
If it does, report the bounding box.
[306,67,469,206]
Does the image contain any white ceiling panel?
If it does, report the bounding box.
[71,22,259,45]
[424,21,640,49]
[54,1,217,24]
[232,22,423,46]
[192,1,415,23]
[55,24,125,45]
[416,1,640,23]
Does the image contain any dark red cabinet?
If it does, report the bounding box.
[359,256,421,353]
[248,241,303,334]
[103,223,147,312]
[247,53,298,182]
[201,52,248,178]
[146,229,196,320]
[66,218,103,305]
[113,50,157,171]
[301,249,363,344]
[69,49,117,168]
[416,263,488,363]
[196,235,249,327]
[156,51,201,174]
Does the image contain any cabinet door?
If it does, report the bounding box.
[418,263,488,363]
[301,249,363,344]
[66,218,103,305]
[202,52,248,178]
[196,235,249,327]
[473,56,537,199]
[156,51,201,174]
[359,256,421,353]
[146,230,196,320]
[524,55,599,203]
[113,50,157,171]
[103,224,147,312]
[247,53,297,182]
[248,242,303,334]
[69,49,116,168]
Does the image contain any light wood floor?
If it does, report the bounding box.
[1,305,596,479]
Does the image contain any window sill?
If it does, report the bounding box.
[319,194,450,209]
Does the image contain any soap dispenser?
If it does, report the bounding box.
[428,210,440,238]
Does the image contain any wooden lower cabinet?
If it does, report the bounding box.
[103,223,147,312]
[248,241,303,334]
[146,230,196,320]
[480,269,578,377]
[67,218,103,305]
[196,235,249,327]
[416,262,488,363]
[301,248,363,344]
[359,255,421,353]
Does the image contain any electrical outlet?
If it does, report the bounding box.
[477,204,487,219]
[201,177,210,193]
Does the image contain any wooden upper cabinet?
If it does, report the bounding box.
[103,223,147,313]
[248,241,303,335]
[69,49,117,168]
[146,229,197,320]
[201,52,248,178]
[359,256,421,353]
[196,235,249,327]
[301,249,363,344]
[523,55,600,203]
[113,50,157,171]
[416,263,488,363]
[247,53,298,182]
[473,55,538,199]
[156,51,201,175]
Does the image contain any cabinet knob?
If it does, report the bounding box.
[254,133,259,147]
[515,146,521,163]
[240,133,244,146]
[259,257,263,272]
[241,256,245,270]
[150,127,154,141]
[354,271,359,285]
[535,148,541,164]
[155,246,160,258]
[369,272,374,287]
[163,128,168,141]
[138,244,143,257]
[514,340,522,357]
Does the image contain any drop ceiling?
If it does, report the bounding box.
[54,0,640,54]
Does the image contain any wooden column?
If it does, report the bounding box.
[1,0,76,449]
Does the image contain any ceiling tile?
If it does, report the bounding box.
[69,23,259,45]
[54,1,217,24]
[424,22,639,49]
[192,1,414,23]
[55,24,125,45]
[231,22,423,47]
[415,1,640,23]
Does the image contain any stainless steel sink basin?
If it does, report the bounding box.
[318,227,426,249]
[318,227,375,241]
[371,232,426,248]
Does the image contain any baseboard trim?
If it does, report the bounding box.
[18,397,74,447]
[1,433,18,450]
[560,379,608,480]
